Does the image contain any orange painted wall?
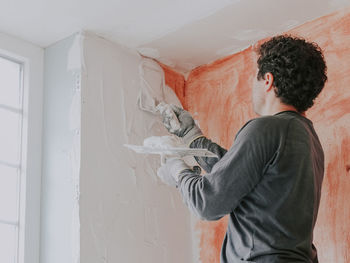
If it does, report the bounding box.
[163,7,350,263]
[185,46,258,263]
[159,62,187,109]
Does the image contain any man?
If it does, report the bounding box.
[157,35,327,263]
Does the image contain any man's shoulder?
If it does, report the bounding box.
[235,115,292,140]
[241,115,292,131]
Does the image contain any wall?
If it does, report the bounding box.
[289,8,350,263]
[163,7,350,263]
[159,63,186,108]
[41,34,80,263]
[79,33,194,263]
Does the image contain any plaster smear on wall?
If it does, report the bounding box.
[79,32,194,263]
[67,32,84,263]
[41,34,83,263]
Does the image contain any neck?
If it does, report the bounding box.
[259,101,305,117]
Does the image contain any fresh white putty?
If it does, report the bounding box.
[67,32,83,263]
[79,32,194,263]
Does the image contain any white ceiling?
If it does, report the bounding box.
[1,0,349,72]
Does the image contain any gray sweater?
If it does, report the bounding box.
[178,111,324,263]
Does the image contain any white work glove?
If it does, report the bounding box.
[160,105,203,146]
[157,157,202,187]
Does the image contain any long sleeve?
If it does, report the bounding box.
[178,118,279,221]
[189,136,227,173]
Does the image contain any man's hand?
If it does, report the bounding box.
[160,104,203,145]
[157,157,202,187]
[157,158,191,187]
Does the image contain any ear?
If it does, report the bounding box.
[264,72,274,92]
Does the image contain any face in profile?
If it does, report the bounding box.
[252,68,265,116]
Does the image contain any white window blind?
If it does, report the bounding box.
[0,55,23,263]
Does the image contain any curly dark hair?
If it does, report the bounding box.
[256,35,327,112]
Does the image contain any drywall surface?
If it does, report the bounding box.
[163,7,350,263]
[79,33,193,263]
[41,34,80,263]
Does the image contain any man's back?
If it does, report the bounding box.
[220,111,324,262]
[180,111,324,262]
[158,35,327,263]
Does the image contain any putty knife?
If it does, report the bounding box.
[124,144,218,164]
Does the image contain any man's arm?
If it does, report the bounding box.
[177,118,277,221]
[159,104,228,172]
[189,136,227,173]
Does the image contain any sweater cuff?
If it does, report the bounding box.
[176,168,194,188]
[187,135,206,148]
[183,126,203,146]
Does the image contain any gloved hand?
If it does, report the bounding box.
[157,157,201,187]
[160,104,203,146]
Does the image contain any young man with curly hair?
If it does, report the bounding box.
[157,35,327,263]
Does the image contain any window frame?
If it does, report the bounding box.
[0,32,44,263]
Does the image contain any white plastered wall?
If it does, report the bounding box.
[79,32,194,263]
[41,34,80,263]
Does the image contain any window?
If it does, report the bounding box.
[0,32,43,263]
[0,55,23,262]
